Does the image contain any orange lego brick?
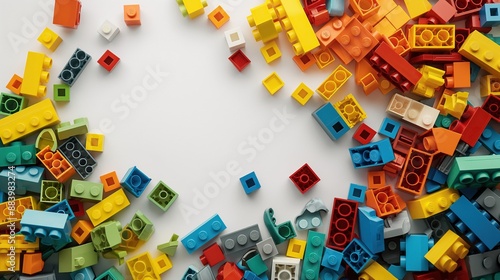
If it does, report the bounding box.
[6,74,22,95]
[316,14,355,48]
[355,58,379,95]
[292,52,316,72]
[364,0,397,26]
[336,17,380,62]
[124,4,141,26]
[349,0,381,20]
[316,64,352,100]
[420,128,461,156]
[36,145,75,183]
[444,62,470,88]
[384,5,410,31]
[382,29,410,56]
[100,171,122,192]
[378,77,395,94]
[22,253,44,275]
[53,0,81,28]
[0,196,36,231]
[359,73,379,95]
[71,220,94,244]
[329,41,354,65]
[365,185,403,218]
[313,48,335,69]
[396,148,432,195]
[208,6,229,29]
[367,170,386,189]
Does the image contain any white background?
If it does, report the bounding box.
[0,0,485,279]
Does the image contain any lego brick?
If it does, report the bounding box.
[181,213,226,254]
[98,20,120,42]
[100,171,121,192]
[393,126,419,157]
[481,75,500,98]
[225,28,246,52]
[342,238,375,274]
[348,0,380,20]
[379,118,400,139]
[368,170,386,189]
[291,82,314,105]
[0,141,36,167]
[53,0,81,28]
[118,224,143,252]
[286,238,306,259]
[450,105,491,147]
[321,247,343,272]
[157,233,179,256]
[444,62,471,88]
[20,209,70,243]
[126,252,160,280]
[45,199,75,221]
[264,208,296,244]
[37,27,62,52]
[349,138,395,168]
[396,148,432,195]
[476,188,500,223]
[289,163,320,194]
[177,0,207,18]
[304,0,329,26]
[466,248,500,278]
[124,4,141,25]
[334,93,366,128]
[228,50,251,72]
[59,136,96,179]
[262,72,284,95]
[421,127,461,156]
[95,267,124,280]
[316,64,352,100]
[292,52,316,72]
[36,128,57,152]
[147,180,178,211]
[247,3,282,43]
[246,253,267,275]
[312,48,333,69]
[366,185,403,218]
[382,29,410,57]
[120,166,151,197]
[480,3,500,27]
[0,253,20,272]
[91,220,122,252]
[386,93,439,130]
[316,14,353,48]
[208,6,229,29]
[426,213,453,242]
[217,262,243,279]
[71,219,93,244]
[403,0,432,19]
[0,234,39,253]
[336,17,379,62]
[0,92,26,116]
[256,237,278,260]
[86,189,130,226]
[312,102,350,141]
[400,234,434,271]
[358,206,384,254]
[353,123,376,145]
[459,30,500,77]
[295,198,328,230]
[154,254,172,274]
[40,180,64,204]
[0,196,36,230]
[53,84,70,102]
[20,51,52,97]
[70,267,95,280]
[482,94,500,122]
[426,0,456,23]
[359,261,398,280]
[129,210,154,241]
[98,50,120,72]
[301,231,325,280]
[70,180,103,201]
[326,198,357,250]
[85,133,104,152]
[424,230,469,273]
[271,256,301,280]
[58,48,91,87]
[382,237,401,265]
[479,125,500,154]
[364,0,397,25]
[409,52,463,65]
[260,41,281,64]
[68,199,84,217]
[200,243,225,267]
[408,24,455,52]
[347,183,367,203]
[6,74,23,95]
[447,155,500,189]
[407,188,460,220]
[326,0,344,16]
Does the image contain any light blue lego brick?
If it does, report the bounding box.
[240,171,261,194]
[181,213,227,254]
[0,165,44,195]
[347,183,367,203]
[43,233,72,251]
[342,238,375,274]
[321,247,343,271]
[120,166,151,197]
[425,180,441,194]
[59,48,91,86]
[70,267,95,280]
[301,230,325,280]
[358,206,384,254]
[388,265,407,280]
[58,136,97,180]
[312,102,350,141]
[319,266,343,280]
[349,138,395,168]
[20,209,71,243]
[400,234,434,272]
[480,4,500,27]
[95,266,125,280]
[45,199,76,221]
[326,0,344,16]
[181,265,198,280]
[244,270,260,280]
[447,195,500,250]
[378,118,401,139]
[479,125,500,154]
[470,62,481,82]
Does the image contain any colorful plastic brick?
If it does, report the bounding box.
[20,209,70,243]
[286,238,306,259]
[289,163,320,194]
[321,247,343,272]
[154,254,173,274]
[407,188,459,220]
[91,220,122,252]
[70,180,103,201]
[22,253,44,275]
[58,48,91,86]
[386,93,439,130]
[0,92,25,117]
[396,148,432,195]
[53,84,70,102]
[260,41,281,63]
[0,141,36,167]
[336,17,379,62]
[480,3,500,27]
[348,0,380,20]
[347,183,367,203]
[447,154,500,189]
[360,261,398,280]
[353,123,376,145]
[220,224,262,256]
[53,0,81,28]
[271,256,301,280]
[291,83,314,105]
[181,213,226,254]
[126,251,161,279]
[120,166,151,197]
[465,248,500,278]
[326,198,357,250]
[71,219,93,244]
[342,238,374,274]
[256,237,278,261]
[424,230,469,273]
[225,28,246,52]
[129,210,154,241]
[20,51,52,97]
[358,206,384,254]
[70,267,95,280]
[367,170,385,189]
[0,196,36,230]
[295,198,328,231]
[325,0,344,16]
[124,4,141,25]
[247,3,282,43]
[177,0,207,18]
[444,62,471,89]
[100,171,121,193]
[217,262,243,279]
[45,199,75,221]
[480,75,500,97]
[316,64,352,100]
[403,0,431,19]
[6,74,23,95]
[449,105,491,147]
[85,133,104,152]
[238,171,260,194]
[59,136,96,179]
[263,208,296,244]
[478,125,500,155]
[0,233,39,254]
[378,118,400,139]
[199,243,225,267]
[301,231,325,280]
[95,267,124,280]
[262,72,284,95]
[349,138,395,168]
[334,93,366,128]
[147,180,178,211]
[157,233,179,256]
[228,50,251,72]
[408,24,455,52]
[384,210,411,238]
[385,5,410,31]
[400,234,434,272]
[303,0,329,26]
[459,30,500,77]
[312,102,350,141]
[293,52,316,72]
[366,185,403,218]
[57,118,88,140]
[40,180,64,204]
[98,20,120,42]
[482,94,500,122]
[35,129,57,152]
[118,224,143,252]
[413,65,445,98]
[37,27,62,52]
[208,6,229,28]
[98,50,120,72]
[86,189,130,226]
[476,188,500,223]
[313,48,335,69]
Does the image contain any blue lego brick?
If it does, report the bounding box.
[459,187,480,200]
[70,267,95,280]
[470,62,481,82]
[0,141,37,167]
[181,213,227,254]
[321,247,343,271]
[347,183,367,203]
[427,167,447,185]
[20,209,71,243]
[45,199,76,221]
[479,125,500,154]
[244,270,259,280]
[120,166,151,198]
[326,0,344,16]
[468,140,483,154]
[0,191,4,203]
[312,102,350,141]
[400,234,434,272]
[378,118,401,139]
[358,206,384,254]
[425,180,441,194]
[58,136,97,180]
[349,138,395,168]
[319,267,342,280]
[181,265,198,280]
[58,48,91,86]
[0,165,44,195]
[388,265,407,280]
[95,267,125,280]
[342,238,375,274]
[480,4,500,27]
[301,230,326,280]
[240,171,261,194]
[447,195,500,251]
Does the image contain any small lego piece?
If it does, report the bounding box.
[148,180,178,211]
[120,166,151,197]
[366,185,403,218]
[262,72,284,95]
[239,171,261,195]
[295,198,328,230]
[225,28,246,52]
[157,233,179,256]
[313,48,335,69]
[359,261,398,280]
[334,93,366,128]
[396,148,433,195]
[326,198,358,250]
[37,27,62,52]
[465,248,500,278]
[400,234,434,272]
[260,41,281,64]
[256,237,278,260]
[53,84,70,102]
[70,267,95,280]
[20,51,52,97]
[71,219,93,244]
[286,238,307,259]
[321,247,343,272]
[367,170,385,189]
[100,171,121,192]
[408,24,455,52]
[271,256,301,280]
[124,4,141,25]
[57,118,88,140]
[289,163,320,194]
[95,267,124,280]
[181,213,226,254]
[59,136,97,180]
[91,220,122,252]
[316,64,352,100]
[291,82,314,105]
[98,20,120,42]
[228,50,251,72]
[480,75,500,98]
[444,62,471,89]
[475,188,500,223]
[353,123,376,145]
[70,180,103,201]
[177,0,207,18]
[129,210,154,241]
[126,252,161,280]
[22,253,44,275]
[482,94,500,122]
[85,133,104,152]
[312,102,350,141]
[378,118,400,139]
[58,48,91,87]
[342,238,375,274]
[358,206,384,254]
[447,154,500,189]
[86,189,130,226]
[347,183,367,203]
[217,262,243,279]
[336,17,380,62]
[349,138,395,168]
[40,180,64,204]
[424,230,469,273]
[264,208,296,244]
[97,50,120,72]
[247,3,282,43]
[292,52,316,72]
[53,0,81,28]
[208,6,229,29]
[480,3,500,27]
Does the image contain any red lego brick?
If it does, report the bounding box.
[336,18,379,62]
[426,0,456,23]
[53,0,81,28]
[383,152,406,176]
[453,28,470,52]
[228,50,251,72]
[482,94,500,122]
[289,163,320,194]
[396,148,433,195]
[413,270,443,280]
[444,258,469,279]
[465,13,492,33]
[408,53,463,65]
[326,198,358,251]
[97,50,120,72]
[304,0,329,26]
[450,105,492,147]
[365,185,403,218]
[369,42,422,92]
[217,262,243,280]
[448,0,490,21]
[68,199,85,217]
[392,126,418,156]
[352,123,376,144]
[200,243,225,267]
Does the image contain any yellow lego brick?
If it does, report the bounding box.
[247,3,282,43]
[260,41,281,63]
[407,188,460,219]
[126,252,161,280]
[349,0,380,20]
[208,6,229,29]
[364,0,397,26]
[379,77,395,94]
[358,261,397,280]
[0,99,60,144]
[480,75,500,97]
[0,253,20,272]
[413,65,445,98]
[373,18,397,38]
[443,91,468,119]
[460,30,500,78]
[385,5,410,31]
[313,48,335,69]
[177,0,207,19]
[0,235,39,253]
[37,27,62,52]
[403,0,432,19]
[0,196,36,230]
[262,72,284,95]
[86,133,105,152]
[86,189,130,226]
[119,224,144,251]
[20,51,52,97]
[286,238,306,259]
[271,0,319,55]
[425,230,469,273]
[291,82,314,105]
[316,64,352,100]
[409,24,455,52]
[154,254,173,274]
[334,93,367,128]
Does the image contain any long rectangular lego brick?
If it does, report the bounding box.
[0,99,60,144]
[465,248,500,278]
[459,30,500,77]
[0,166,44,195]
[20,209,70,243]
[326,198,358,250]
[181,214,227,254]
[219,224,261,255]
[58,137,97,179]
[396,148,433,195]
[408,24,455,52]
[447,154,500,189]
[86,189,130,226]
[20,52,52,97]
[301,230,325,280]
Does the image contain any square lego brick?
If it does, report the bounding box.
[289,163,320,194]
[53,84,70,102]
[347,183,367,203]
[124,4,141,25]
[286,238,306,259]
[225,27,245,52]
[313,48,335,69]
[148,181,178,211]
[262,72,284,95]
[6,74,23,94]
[367,170,386,189]
[291,82,313,105]
[0,92,26,115]
[98,20,120,41]
[208,6,229,29]
[86,133,104,152]
[239,171,261,194]
[293,52,316,72]
[256,237,278,260]
[37,27,62,52]
[97,50,120,72]
[379,117,401,139]
[120,166,151,197]
[100,171,121,192]
[260,41,281,64]
[228,50,250,72]
[352,123,376,144]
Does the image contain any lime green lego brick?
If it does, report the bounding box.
[147,180,178,211]
[157,233,179,256]
[53,84,70,102]
[58,242,99,273]
[91,220,123,252]
[129,210,154,241]
[102,248,127,265]
[0,92,27,116]
[40,180,64,204]
[70,179,104,201]
[56,117,89,140]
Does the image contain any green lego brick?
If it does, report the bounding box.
[102,248,127,266]
[70,179,103,201]
[40,180,64,204]
[0,92,27,116]
[0,141,37,167]
[35,128,58,151]
[53,84,70,102]
[91,220,123,252]
[247,253,268,275]
[129,210,154,241]
[147,180,178,211]
[447,155,500,189]
[301,230,326,280]
[58,242,99,273]
[157,233,179,256]
[96,266,125,280]
[56,117,89,140]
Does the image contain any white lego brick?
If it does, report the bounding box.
[98,20,120,42]
[225,27,245,52]
[271,256,301,280]
[386,93,439,130]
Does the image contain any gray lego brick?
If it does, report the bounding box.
[256,237,278,260]
[466,248,500,278]
[425,213,454,241]
[219,224,262,256]
[476,188,500,223]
